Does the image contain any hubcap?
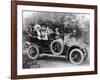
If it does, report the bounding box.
[71,51,81,63]
[29,47,37,57]
[52,42,61,53]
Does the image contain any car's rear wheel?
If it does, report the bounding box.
[69,48,84,65]
[50,39,64,56]
[27,45,39,59]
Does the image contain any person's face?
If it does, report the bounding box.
[37,27,41,31]
[56,28,59,32]
[42,29,46,32]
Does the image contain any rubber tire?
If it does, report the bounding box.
[27,45,39,60]
[50,39,64,56]
[69,48,84,65]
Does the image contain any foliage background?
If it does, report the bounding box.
[23,11,90,45]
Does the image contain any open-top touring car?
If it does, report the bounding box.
[24,25,88,65]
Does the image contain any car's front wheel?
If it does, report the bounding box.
[27,45,39,60]
[69,48,84,65]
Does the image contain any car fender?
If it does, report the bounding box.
[67,44,88,59]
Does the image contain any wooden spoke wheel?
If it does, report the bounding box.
[50,39,64,56]
[27,45,39,59]
[69,48,84,65]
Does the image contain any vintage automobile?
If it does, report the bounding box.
[24,27,88,65]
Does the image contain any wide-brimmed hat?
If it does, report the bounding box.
[34,24,41,31]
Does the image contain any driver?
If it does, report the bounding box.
[55,28,60,39]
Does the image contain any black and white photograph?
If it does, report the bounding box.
[22,11,90,69]
[11,1,97,79]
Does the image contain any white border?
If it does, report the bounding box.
[17,5,94,75]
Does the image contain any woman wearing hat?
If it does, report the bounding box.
[41,26,48,40]
[33,24,41,40]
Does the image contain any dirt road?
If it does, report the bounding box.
[23,53,89,69]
